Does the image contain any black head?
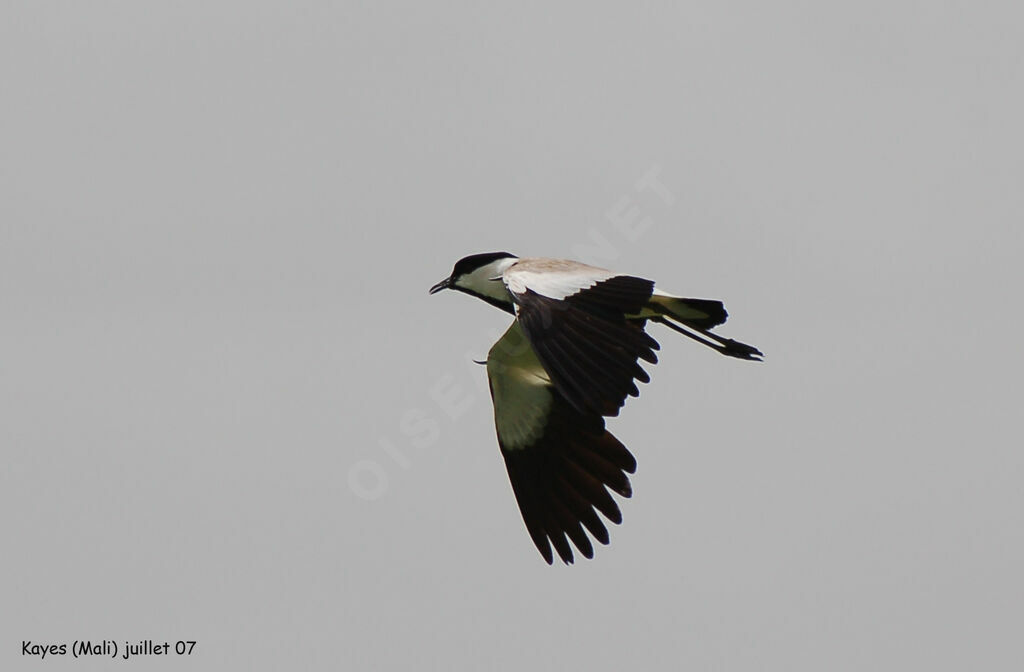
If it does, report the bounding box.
[451,252,518,278]
[428,252,519,314]
[429,252,518,295]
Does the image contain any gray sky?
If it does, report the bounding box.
[3,2,1022,670]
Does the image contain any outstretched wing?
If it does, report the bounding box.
[504,261,660,417]
[487,321,636,565]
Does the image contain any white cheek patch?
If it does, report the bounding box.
[457,260,518,303]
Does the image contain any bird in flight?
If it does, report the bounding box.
[429,252,762,564]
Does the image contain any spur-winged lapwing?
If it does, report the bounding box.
[429,252,762,564]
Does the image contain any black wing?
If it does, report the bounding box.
[512,275,660,417]
[487,322,636,564]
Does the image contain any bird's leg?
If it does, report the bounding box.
[652,317,763,361]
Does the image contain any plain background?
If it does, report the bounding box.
[3,2,1022,670]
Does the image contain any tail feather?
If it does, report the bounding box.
[643,292,762,360]
[648,294,728,329]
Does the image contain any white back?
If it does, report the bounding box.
[503,258,617,300]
